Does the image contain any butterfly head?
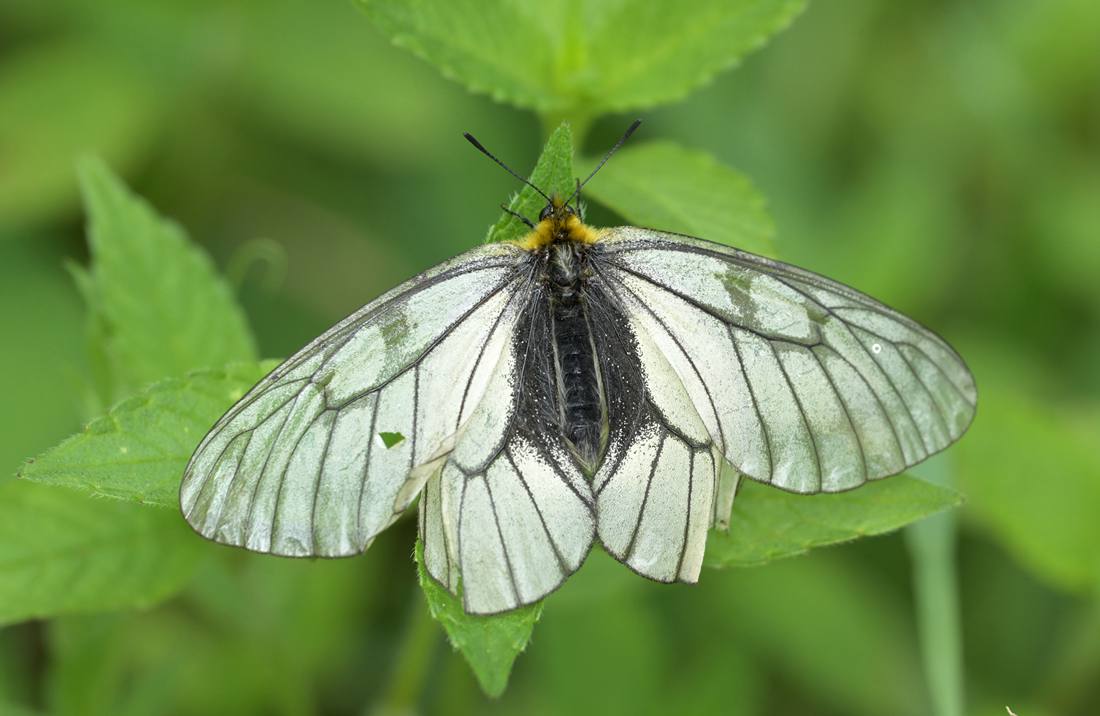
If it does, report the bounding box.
[464,119,642,251]
[538,195,576,223]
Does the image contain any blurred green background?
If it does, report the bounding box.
[2,0,1099,714]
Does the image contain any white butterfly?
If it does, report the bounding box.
[180,123,976,614]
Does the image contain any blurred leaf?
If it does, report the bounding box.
[580,140,776,256]
[776,155,963,311]
[0,481,203,626]
[232,0,455,165]
[1030,162,1100,309]
[18,363,274,509]
[2,0,461,167]
[47,615,143,716]
[0,41,161,230]
[705,551,928,716]
[527,557,663,716]
[704,473,962,568]
[0,624,35,706]
[46,553,378,716]
[485,122,575,244]
[0,699,43,716]
[414,540,541,697]
[956,347,1100,594]
[76,158,256,403]
[357,0,805,120]
[525,548,766,716]
[998,0,1100,105]
[0,241,84,476]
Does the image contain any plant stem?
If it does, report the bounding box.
[905,455,965,716]
[367,602,440,716]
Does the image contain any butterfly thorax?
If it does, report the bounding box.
[515,196,602,251]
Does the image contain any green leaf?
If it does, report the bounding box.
[0,241,85,479]
[529,549,768,716]
[0,41,161,230]
[580,140,776,256]
[705,552,927,716]
[357,0,806,120]
[46,555,373,716]
[955,345,1100,594]
[231,0,458,165]
[18,363,274,509]
[0,699,43,716]
[0,481,203,626]
[76,158,256,404]
[485,122,574,244]
[414,540,541,697]
[377,431,406,448]
[704,472,963,568]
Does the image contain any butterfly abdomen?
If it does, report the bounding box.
[547,244,605,469]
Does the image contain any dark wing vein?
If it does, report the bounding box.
[729,326,774,477]
[809,346,868,482]
[506,447,570,574]
[623,433,666,560]
[482,475,520,605]
[354,394,382,545]
[673,453,695,577]
[768,342,823,490]
[308,416,337,552]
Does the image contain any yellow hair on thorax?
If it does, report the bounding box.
[515,214,602,251]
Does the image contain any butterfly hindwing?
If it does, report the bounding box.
[580,274,720,584]
[419,282,596,614]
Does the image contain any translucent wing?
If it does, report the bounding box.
[595,227,977,494]
[180,242,530,557]
[418,282,595,614]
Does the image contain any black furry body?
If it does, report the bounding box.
[546,243,604,466]
[508,240,643,476]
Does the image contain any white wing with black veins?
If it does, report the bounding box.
[181,221,978,615]
[180,242,530,558]
[419,281,596,615]
[596,227,977,495]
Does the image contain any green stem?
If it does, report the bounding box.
[905,455,964,716]
[367,602,440,716]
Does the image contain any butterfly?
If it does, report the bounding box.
[180,121,976,614]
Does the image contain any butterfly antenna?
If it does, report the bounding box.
[464,132,552,204]
[566,119,641,206]
[500,202,535,228]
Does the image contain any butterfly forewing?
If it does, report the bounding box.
[180,242,528,557]
[595,227,977,495]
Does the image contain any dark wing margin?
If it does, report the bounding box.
[180,242,531,557]
[595,227,976,495]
